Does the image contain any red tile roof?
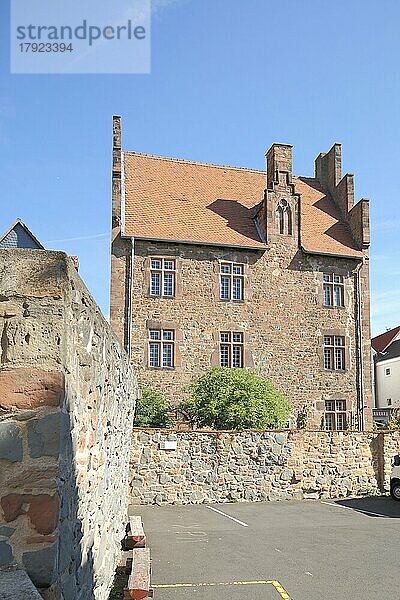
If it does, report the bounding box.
[372,326,400,353]
[297,177,363,258]
[123,152,362,257]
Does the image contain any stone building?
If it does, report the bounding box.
[110,116,372,430]
[372,326,400,426]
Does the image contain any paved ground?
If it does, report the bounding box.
[136,496,400,600]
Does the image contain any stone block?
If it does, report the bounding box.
[1,493,59,534]
[27,413,65,458]
[22,544,57,588]
[0,541,13,567]
[7,466,58,489]
[60,573,78,600]
[0,369,65,411]
[275,433,286,445]
[280,468,293,481]
[0,526,15,538]
[0,423,23,462]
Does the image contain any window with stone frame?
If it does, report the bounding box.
[324,399,347,430]
[150,258,176,298]
[148,329,175,368]
[219,262,244,301]
[323,336,346,371]
[323,273,344,307]
[219,331,244,368]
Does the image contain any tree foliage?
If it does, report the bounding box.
[179,367,291,430]
[134,387,172,428]
[388,409,400,430]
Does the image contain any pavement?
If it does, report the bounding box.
[136,496,400,600]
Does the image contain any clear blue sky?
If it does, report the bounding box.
[1,0,399,336]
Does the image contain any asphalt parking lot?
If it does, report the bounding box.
[137,496,400,600]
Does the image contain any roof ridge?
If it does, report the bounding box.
[123,150,266,174]
[372,325,400,341]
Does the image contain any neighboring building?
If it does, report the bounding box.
[110,116,372,430]
[372,326,400,426]
[0,219,44,249]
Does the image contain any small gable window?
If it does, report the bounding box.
[276,200,292,235]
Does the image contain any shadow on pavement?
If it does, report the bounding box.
[334,495,400,518]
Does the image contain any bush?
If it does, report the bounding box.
[388,409,400,430]
[134,387,172,428]
[179,367,291,430]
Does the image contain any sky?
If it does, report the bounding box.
[0,0,399,336]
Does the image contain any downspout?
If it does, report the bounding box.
[354,259,365,431]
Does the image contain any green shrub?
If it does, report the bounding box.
[388,409,400,430]
[134,387,172,428]
[179,367,291,430]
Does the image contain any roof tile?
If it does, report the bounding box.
[123,152,362,257]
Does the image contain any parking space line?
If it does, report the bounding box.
[206,505,249,526]
[321,501,390,518]
[152,579,293,599]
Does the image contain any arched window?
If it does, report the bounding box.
[276,200,292,235]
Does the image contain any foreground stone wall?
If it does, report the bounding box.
[130,429,400,505]
[0,249,138,599]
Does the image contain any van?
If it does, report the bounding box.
[390,455,400,500]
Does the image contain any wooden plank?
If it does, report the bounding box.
[124,548,152,599]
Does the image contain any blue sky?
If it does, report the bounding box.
[0,0,399,336]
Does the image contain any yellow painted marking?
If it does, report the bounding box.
[270,579,292,600]
[152,579,293,599]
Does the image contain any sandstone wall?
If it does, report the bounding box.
[130,429,400,505]
[115,237,372,429]
[0,249,138,599]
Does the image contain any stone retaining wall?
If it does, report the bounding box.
[130,429,400,505]
[0,249,139,599]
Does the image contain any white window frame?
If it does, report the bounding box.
[219,262,244,301]
[324,399,347,430]
[148,329,175,368]
[323,273,344,307]
[150,258,176,298]
[323,336,346,371]
[219,331,244,368]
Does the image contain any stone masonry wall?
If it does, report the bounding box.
[121,238,371,429]
[0,249,138,599]
[130,429,400,505]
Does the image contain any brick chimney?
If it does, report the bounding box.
[112,116,122,229]
[315,143,369,249]
[266,143,293,188]
[257,143,299,245]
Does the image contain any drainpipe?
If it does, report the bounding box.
[354,259,365,431]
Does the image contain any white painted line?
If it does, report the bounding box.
[206,506,248,527]
[321,501,353,511]
[321,501,390,518]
